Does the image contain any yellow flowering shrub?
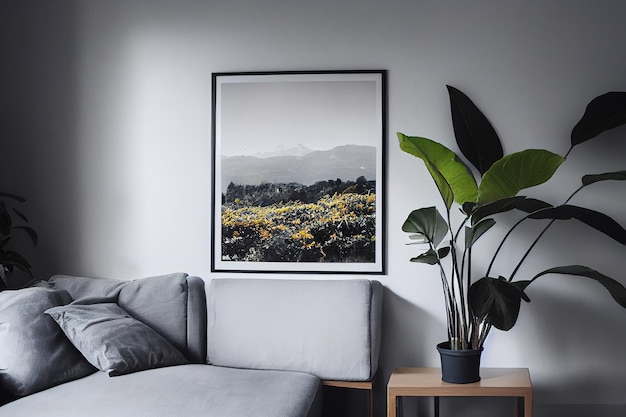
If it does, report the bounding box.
[221,192,376,263]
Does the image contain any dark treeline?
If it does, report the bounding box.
[223,176,375,207]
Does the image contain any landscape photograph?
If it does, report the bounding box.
[212,71,385,273]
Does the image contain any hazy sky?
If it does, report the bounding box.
[218,77,380,157]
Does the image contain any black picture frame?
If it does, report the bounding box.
[211,70,387,273]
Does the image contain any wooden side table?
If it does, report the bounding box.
[387,367,532,417]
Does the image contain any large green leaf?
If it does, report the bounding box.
[529,205,626,245]
[469,276,530,331]
[398,133,478,208]
[402,207,448,247]
[447,85,503,175]
[529,265,626,308]
[478,149,566,204]
[582,170,626,186]
[571,92,626,146]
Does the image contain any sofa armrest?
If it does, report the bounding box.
[368,280,383,379]
[207,278,382,381]
[185,276,207,363]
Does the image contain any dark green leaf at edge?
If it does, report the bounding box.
[447,85,503,175]
[3,250,33,278]
[12,208,29,223]
[0,203,10,235]
[571,92,626,146]
[0,192,26,203]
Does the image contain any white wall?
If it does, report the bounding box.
[3,1,626,416]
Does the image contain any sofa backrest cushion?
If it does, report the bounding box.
[207,278,383,381]
[45,273,207,364]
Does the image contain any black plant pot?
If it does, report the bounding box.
[436,341,483,384]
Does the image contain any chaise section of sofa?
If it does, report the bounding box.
[0,364,322,417]
[0,274,382,417]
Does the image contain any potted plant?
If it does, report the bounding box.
[0,192,38,290]
[398,86,626,383]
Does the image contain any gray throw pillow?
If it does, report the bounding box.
[0,288,97,397]
[45,303,188,376]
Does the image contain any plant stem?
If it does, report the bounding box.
[486,215,527,277]
[447,210,468,349]
[508,222,552,281]
[440,267,455,343]
[467,246,472,326]
[435,243,455,344]
[470,316,480,349]
[508,184,584,281]
[478,322,492,348]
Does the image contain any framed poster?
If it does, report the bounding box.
[211,70,386,273]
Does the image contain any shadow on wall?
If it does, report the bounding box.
[1,1,83,283]
[521,287,626,407]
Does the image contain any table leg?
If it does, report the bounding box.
[388,394,403,417]
[434,396,440,417]
[387,394,396,417]
[524,394,532,417]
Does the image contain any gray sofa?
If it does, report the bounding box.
[0,273,382,417]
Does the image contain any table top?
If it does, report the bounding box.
[388,367,532,397]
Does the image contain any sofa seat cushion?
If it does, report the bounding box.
[0,364,322,417]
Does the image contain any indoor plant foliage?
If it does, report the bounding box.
[399,86,626,354]
[0,192,37,290]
